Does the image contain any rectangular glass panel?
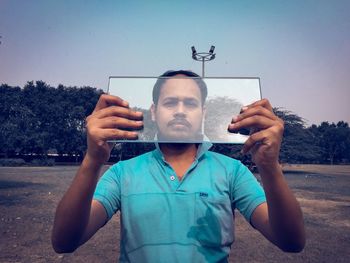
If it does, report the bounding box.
[107,76,261,144]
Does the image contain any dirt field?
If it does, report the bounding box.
[0,164,349,263]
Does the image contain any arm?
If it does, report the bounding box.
[51,94,143,253]
[228,99,305,252]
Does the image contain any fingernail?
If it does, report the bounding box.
[232,116,238,122]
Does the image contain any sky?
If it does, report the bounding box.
[0,0,349,125]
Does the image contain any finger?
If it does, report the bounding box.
[228,115,275,132]
[100,129,139,141]
[93,106,143,120]
[97,117,144,130]
[93,94,129,112]
[232,106,277,124]
[243,98,273,112]
[241,130,268,154]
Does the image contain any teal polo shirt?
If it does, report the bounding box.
[93,143,266,262]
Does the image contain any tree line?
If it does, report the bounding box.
[0,81,349,164]
[0,81,101,162]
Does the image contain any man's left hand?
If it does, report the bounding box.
[228,99,284,169]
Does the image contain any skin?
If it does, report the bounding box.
[151,77,205,142]
[52,85,305,254]
[228,99,305,252]
[51,94,143,252]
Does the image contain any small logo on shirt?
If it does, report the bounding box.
[199,192,208,198]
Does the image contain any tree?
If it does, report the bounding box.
[275,108,322,164]
[0,84,33,156]
[2,81,348,165]
[204,96,243,142]
[0,82,103,161]
[313,121,350,164]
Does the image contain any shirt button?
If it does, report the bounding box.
[170,175,176,181]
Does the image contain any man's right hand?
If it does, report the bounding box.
[85,94,143,164]
[52,93,143,253]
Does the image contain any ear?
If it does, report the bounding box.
[150,103,156,121]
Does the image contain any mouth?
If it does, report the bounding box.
[168,119,191,129]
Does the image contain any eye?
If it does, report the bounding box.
[184,99,199,108]
[163,99,178,108]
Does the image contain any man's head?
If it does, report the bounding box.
[152,70,207,106]
[151,70,208,142]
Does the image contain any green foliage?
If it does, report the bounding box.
[275,108,350,164]
[309,121,350,164]
[1,82,349,165]
[0,81,103,160]
[275,108,322,163]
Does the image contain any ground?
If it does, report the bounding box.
[0,164,349,263]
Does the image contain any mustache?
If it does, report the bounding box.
[167,118,192,128]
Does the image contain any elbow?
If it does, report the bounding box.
[275,222,306,253]
[278,237,306,253]
[280,243,305,253]
[52,242,78,254]
[53,246,76,254]
[51,223,82,254]
[51,235,78,254]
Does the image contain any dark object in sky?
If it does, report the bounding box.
[209,45,215,54]
[191,46,196,54]
[191,46,197,59]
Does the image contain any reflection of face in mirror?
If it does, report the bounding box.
[107,75,261,143]
[151,75,206,142]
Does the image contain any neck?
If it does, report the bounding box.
[159,143,198,162]
[159,143,198,180]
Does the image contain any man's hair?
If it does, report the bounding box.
[152,70,208,106]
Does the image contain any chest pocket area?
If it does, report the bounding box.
[188,193,234,247]
[121,193,196,252]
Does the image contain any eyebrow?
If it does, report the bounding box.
[162,96,200,102]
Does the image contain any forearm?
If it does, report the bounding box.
[52,154,102,252]
[258,163,305,252]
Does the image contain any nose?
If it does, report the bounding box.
[174,102,186,117]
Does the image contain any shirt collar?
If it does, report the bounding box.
[153,140,213,162]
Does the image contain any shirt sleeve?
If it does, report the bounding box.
[93,164,121,220]
[230,161,266,223]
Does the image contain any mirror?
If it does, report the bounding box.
[108,76,261,144]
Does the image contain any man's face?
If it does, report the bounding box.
[151,76,205,142]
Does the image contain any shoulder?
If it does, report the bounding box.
[105,150,155,177]
[204,150,244,169]
[203,151,254,184]
[110,150,154,168]
[117,150,155,167]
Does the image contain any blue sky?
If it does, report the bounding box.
[0,0,349,125]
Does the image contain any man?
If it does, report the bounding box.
[52,70,305,262]
[150,70,207,142]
